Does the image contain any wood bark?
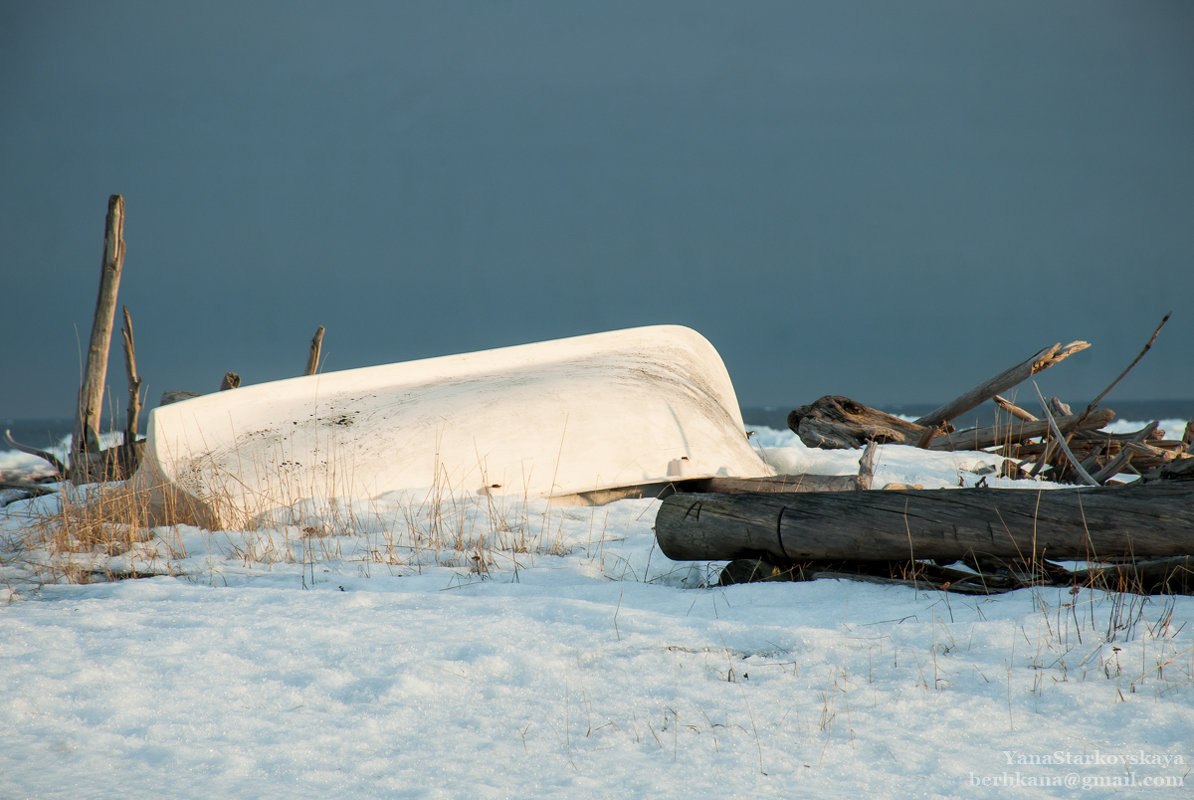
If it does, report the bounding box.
[71,195,126,482]
[654,483,1194,563]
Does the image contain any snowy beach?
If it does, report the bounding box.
[7,1,1192,794]
[2,423,1192,798]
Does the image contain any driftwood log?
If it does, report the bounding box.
[788,396,926,449]
[2,429,66,477]
[912,340,1089,444]
[655,482,1194,564]
[119,305,143,476]
[559,445,886,505]
[715,553,1194,595]
[788,395,1116,452]
[70,194,126,482]
[557,473,875,506]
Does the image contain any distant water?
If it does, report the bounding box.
[742,400,1194,430]
[5,400,1194,450]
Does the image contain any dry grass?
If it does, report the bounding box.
[2,453,587,590]
[2,480,187,586]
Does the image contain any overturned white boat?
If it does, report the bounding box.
[134,325,773,528]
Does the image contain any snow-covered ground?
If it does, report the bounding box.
[2,425,1192,798]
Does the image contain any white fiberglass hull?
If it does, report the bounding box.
[134,325,772,528]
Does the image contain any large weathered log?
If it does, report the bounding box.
[654,483,1194,563]
[71,195,126,482]
[912,340,1090,438]
[788,396,926,449]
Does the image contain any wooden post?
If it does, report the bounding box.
[119,305,142,477]
[305,325,325,376]
[71,195,126,482]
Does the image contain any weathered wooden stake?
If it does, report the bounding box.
[305,325,325,376]
[119,305,142,477]
[71,194,126,482]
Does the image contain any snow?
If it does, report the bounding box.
[2,426,1192,798]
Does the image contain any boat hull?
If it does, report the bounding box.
[134,325,772,528]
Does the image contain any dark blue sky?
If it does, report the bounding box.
[3,1,1192,420]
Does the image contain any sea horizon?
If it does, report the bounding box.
[6,397,1194,451]
[744,398,1194,432]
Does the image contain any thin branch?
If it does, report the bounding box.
[1071,312,1171,433]
[3,429,66,476]
[1034,382,1098,486]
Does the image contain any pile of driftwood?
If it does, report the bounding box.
[656,318,1194,596]
[786,323,1193,484]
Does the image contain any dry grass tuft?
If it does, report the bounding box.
[3,480,187,587]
